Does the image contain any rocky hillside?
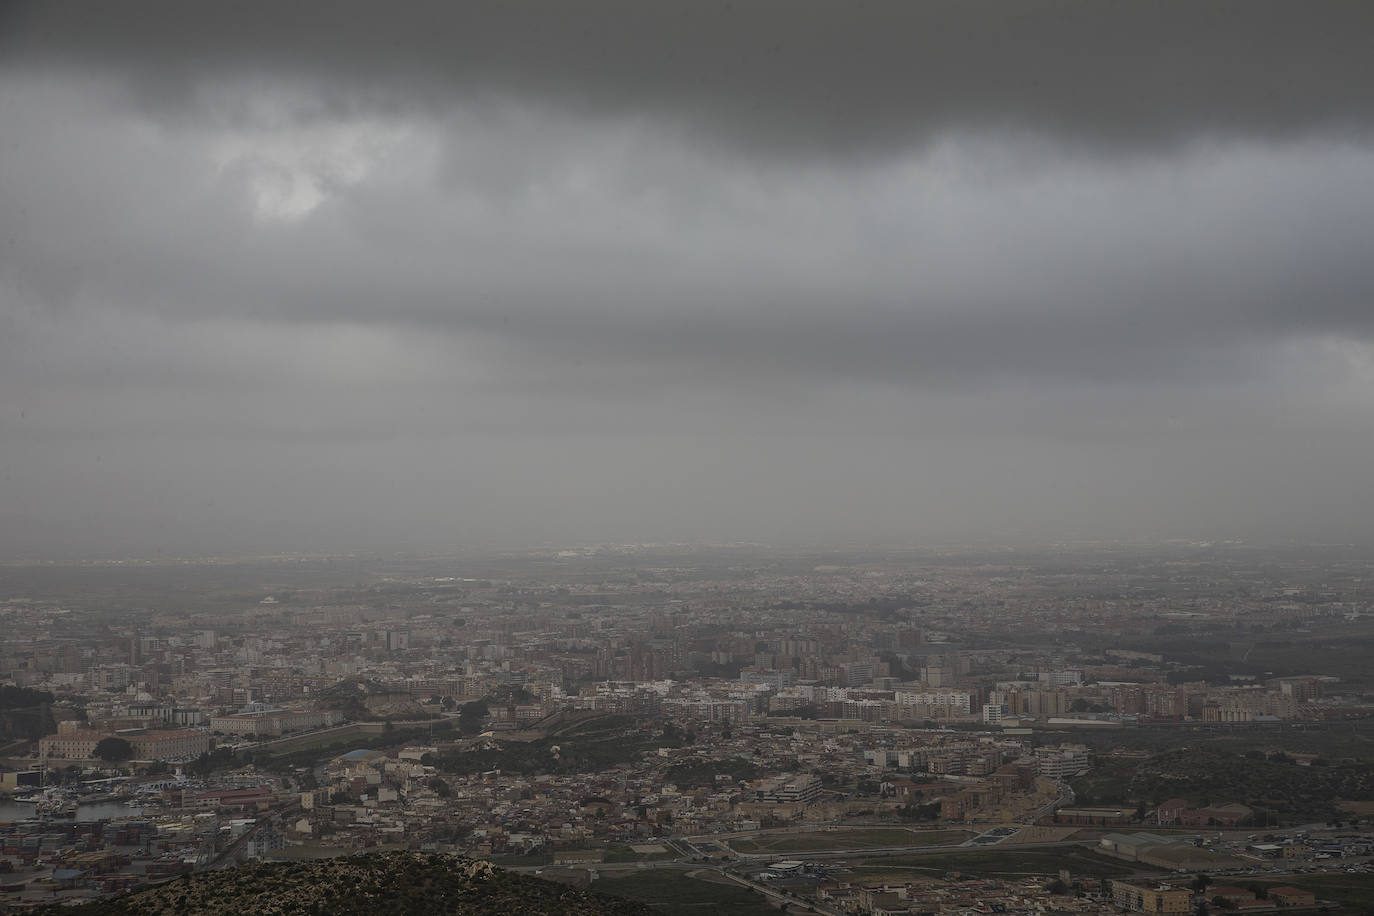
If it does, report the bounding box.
[37,852,653,915]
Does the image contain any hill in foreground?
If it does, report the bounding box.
[36,852,653,916]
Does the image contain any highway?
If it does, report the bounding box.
[514,860,844,916]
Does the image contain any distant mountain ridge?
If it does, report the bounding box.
[36,852,653,915]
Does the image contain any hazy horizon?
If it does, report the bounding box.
[4,2,1374,560]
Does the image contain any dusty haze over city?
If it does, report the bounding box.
[3,2,1374,559]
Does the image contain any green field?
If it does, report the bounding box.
[603,845,679,863]
[729,827,971,854]
[594,870,777,915]
[488,852,555,867]
[851,844,1149,880]
[1255,874,1374,915]
[253,728,368,755]
[1067,756,1144,807]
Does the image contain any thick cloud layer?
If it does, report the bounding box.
[6,1,1374,155]
[2,3,1373,557]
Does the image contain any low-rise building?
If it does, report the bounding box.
[209,709,342,737]
[38,728,210,761]
[1110,879,1193,914]
[1269,886,1316,908]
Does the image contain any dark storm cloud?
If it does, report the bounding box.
[2,3,1374,557]
[4,0,1374,156]
[4,89,1371,400]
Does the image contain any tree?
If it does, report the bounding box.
[898,802,941,820]
[94,737,133,762]
[0,686,54,709]
[458,699,490,736]
[493,685,534,705]
[187,747,236,777]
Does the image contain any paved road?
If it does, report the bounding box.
[208,819,263,870]
[514,860,843,916]
[719,833,1087,862]
[712,868,843,915]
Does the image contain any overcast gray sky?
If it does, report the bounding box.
[3,1,1373,558]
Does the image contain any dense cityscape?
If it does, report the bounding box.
[4,544,1374,912]
[6,1,1374,912]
